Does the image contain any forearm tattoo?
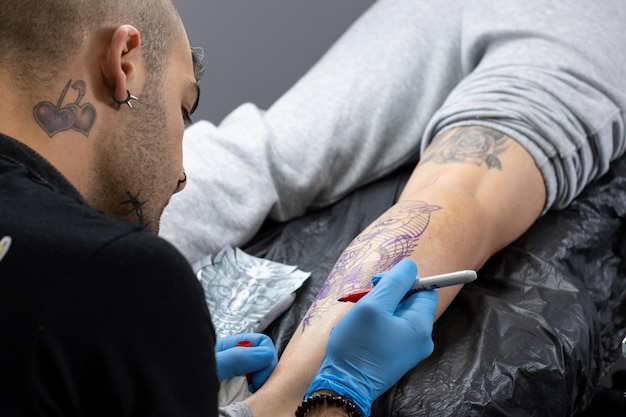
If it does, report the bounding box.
[33,79,97,137]
[301,200,440,330]
[120,191,149,228]
[422,126,508,169]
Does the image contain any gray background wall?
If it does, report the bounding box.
[173,0,375,124]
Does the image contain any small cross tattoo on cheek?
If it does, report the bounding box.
[120,190,149,228]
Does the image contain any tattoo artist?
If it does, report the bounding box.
[0,1,438,416]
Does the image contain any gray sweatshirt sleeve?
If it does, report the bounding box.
[219,402,254,417]
[160,0,626,263]
[160,0,465,262]
[421,0,626,213]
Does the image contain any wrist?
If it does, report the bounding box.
[296,391,362,417]
[302,390,349,416]
[305,374,371,417]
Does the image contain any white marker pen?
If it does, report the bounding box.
[338,270,477,302]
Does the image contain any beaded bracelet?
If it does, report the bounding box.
[295,394,363,417]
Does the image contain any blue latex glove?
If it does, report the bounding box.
[306,259,438,416]
[215,333,278,392]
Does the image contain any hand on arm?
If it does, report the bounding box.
[246,126,546,417]
[215,333,278,392]
[304,259,438,417]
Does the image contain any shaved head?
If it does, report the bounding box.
[0,0,182,86]
[0,0,206,235]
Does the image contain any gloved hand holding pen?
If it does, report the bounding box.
[215,333,278,393]
[304,259,438,417]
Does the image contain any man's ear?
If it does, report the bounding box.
[103,25,143,102]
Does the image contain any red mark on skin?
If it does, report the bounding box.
[423,168,450,188]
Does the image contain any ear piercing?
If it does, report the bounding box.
[111,90,139,109]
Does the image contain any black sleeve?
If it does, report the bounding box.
[31,231,219,417]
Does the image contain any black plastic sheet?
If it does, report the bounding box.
[244,154,626,416]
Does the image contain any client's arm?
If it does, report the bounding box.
[246,125,547,417]
[222,260,438,417]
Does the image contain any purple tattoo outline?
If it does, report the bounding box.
[301,200,441,331]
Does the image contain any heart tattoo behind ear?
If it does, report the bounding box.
[33,79,97,137]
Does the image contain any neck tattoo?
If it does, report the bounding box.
[33,79,97,137]
[120,190,149,228]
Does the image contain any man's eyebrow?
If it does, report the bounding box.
[191,47,205,83]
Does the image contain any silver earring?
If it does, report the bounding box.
[111,90,139,110]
